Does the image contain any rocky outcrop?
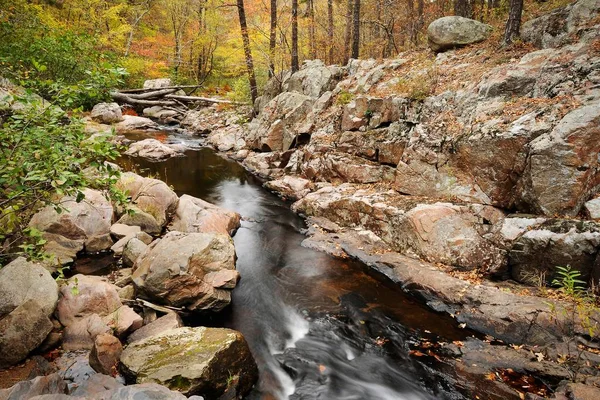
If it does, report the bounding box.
[125,139,185,161]
[167,194,241,236]
[521,0,600,49]
[29,189,114,265]
[116,172,179,234]
[427,16,492,52]
[119,327,258,398]
[264,176,313,200]
[132,231,237,312]
[90,103,123,124]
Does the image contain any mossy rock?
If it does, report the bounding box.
[119,327,258,398]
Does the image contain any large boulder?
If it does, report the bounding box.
[62,314,111,351]
[521,0,600,48]
[132,231,237,312]
[29,188,114,264]
[0,373,67,399]
[0,299,54,368]
[114,115,158,133]
[515,101,600,216]
[90,103,123,124]
[246,92,315,152]
[0,257,58,318]
[264,176,313,200]
[168,194,241,236]
[509,219,600,286]
[116,172,179,234]
[427,16,492,52]
[125,139,185,161]
[119,327,258,398]
[284,60,345,98]
[143,78,173,89]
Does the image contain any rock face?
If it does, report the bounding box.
[132,231,237,311]
[29,188,114,264]
[168,194,241,236]
[0,299,54,368]
[0,257,58,318]
[264,176,313,200]
[509,219,600,286]
[120,327,258,398]
[125,139,185,161]
[427,16,492,52]
[91,103,123,124]
[116,172,179,234]
[522,0,600,48]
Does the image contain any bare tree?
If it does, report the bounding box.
[307,0,316,60]
[328,0,334,64]
[343,0,353,63]
[236,0,258,103]
[269,0,277,77]
[454,0,473,18]
[351,0,360,59]
[503,0,523,45]
[124,0,153,57]
[291,0,299,72]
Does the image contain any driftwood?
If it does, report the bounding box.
[119,85,203,94]
[111,91,178,107]
[164,94,241,105]
[123,298,185,314]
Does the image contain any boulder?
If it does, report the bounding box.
[90,103,123,124]
[0,299,54,368]
[118,285,136,300]
[116,172,179,234]
[126,312,183,344]
[114,116,158,133]
[427,16,492,52]
[132,231,237,312]
[102,305,143,337]
[70,374,123,397]
[56,275,122,327]
[0,257,58,318]
[284,60,345,98]
[100,383,192,400]
[207,125,248,152]
[109,223,141,240]
[122,238,148,267]
[119,327,258,398]
[89,333,123,375]
[302,151,396,184]
[0,373,67,399]
[29,188,114,262]
[143,78,172,89]
[246,92,315,152]
[168,194,241,236]
[125,139,185,161]
[509,219,600,286]
[264,176,313,200]
[515,101,600,216]
[62,314,111,351]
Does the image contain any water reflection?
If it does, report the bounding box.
[121,147,467,400]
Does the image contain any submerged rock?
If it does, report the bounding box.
[427,16,492,52]
[119,327,258,398]
[132,231,237,312]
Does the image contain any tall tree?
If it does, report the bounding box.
[351,0,360,59]
[503,0,523,45]
[291,0,299,72]
[269,0,277,77]
[343,0,353,64]
[236,0,258,103]
[454,0,473,18]
[307,0,316,60]
[327,0,334,64]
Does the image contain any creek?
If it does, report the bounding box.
[117,130,474,400]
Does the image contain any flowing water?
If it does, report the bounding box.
[119,133,473,400]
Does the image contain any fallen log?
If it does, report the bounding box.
[165,94,243,105]
[111,91,178,107]
[119,85,203,94]
[124,88,178,100]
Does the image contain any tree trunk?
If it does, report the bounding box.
[343,0,353,64]
[328,0,334,64]
[308,0,316,60]
[291,0,299,72]
[454,0,473,18]
[351,0,360,59]
[269,0,277,77]
[236,0,258,103]
[503,0,523,45]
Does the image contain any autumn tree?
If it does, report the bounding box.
[503,0,524,45]
[291,0,299,72]
[236,0,258,103]
[269,0,277,76]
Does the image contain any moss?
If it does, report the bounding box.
[336,91,354,106]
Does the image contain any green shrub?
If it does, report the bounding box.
[0,94,125,264]
[336,91,354,106]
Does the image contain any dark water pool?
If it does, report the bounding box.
[119,146,471,400]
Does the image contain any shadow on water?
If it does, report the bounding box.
[120,146,471,400]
